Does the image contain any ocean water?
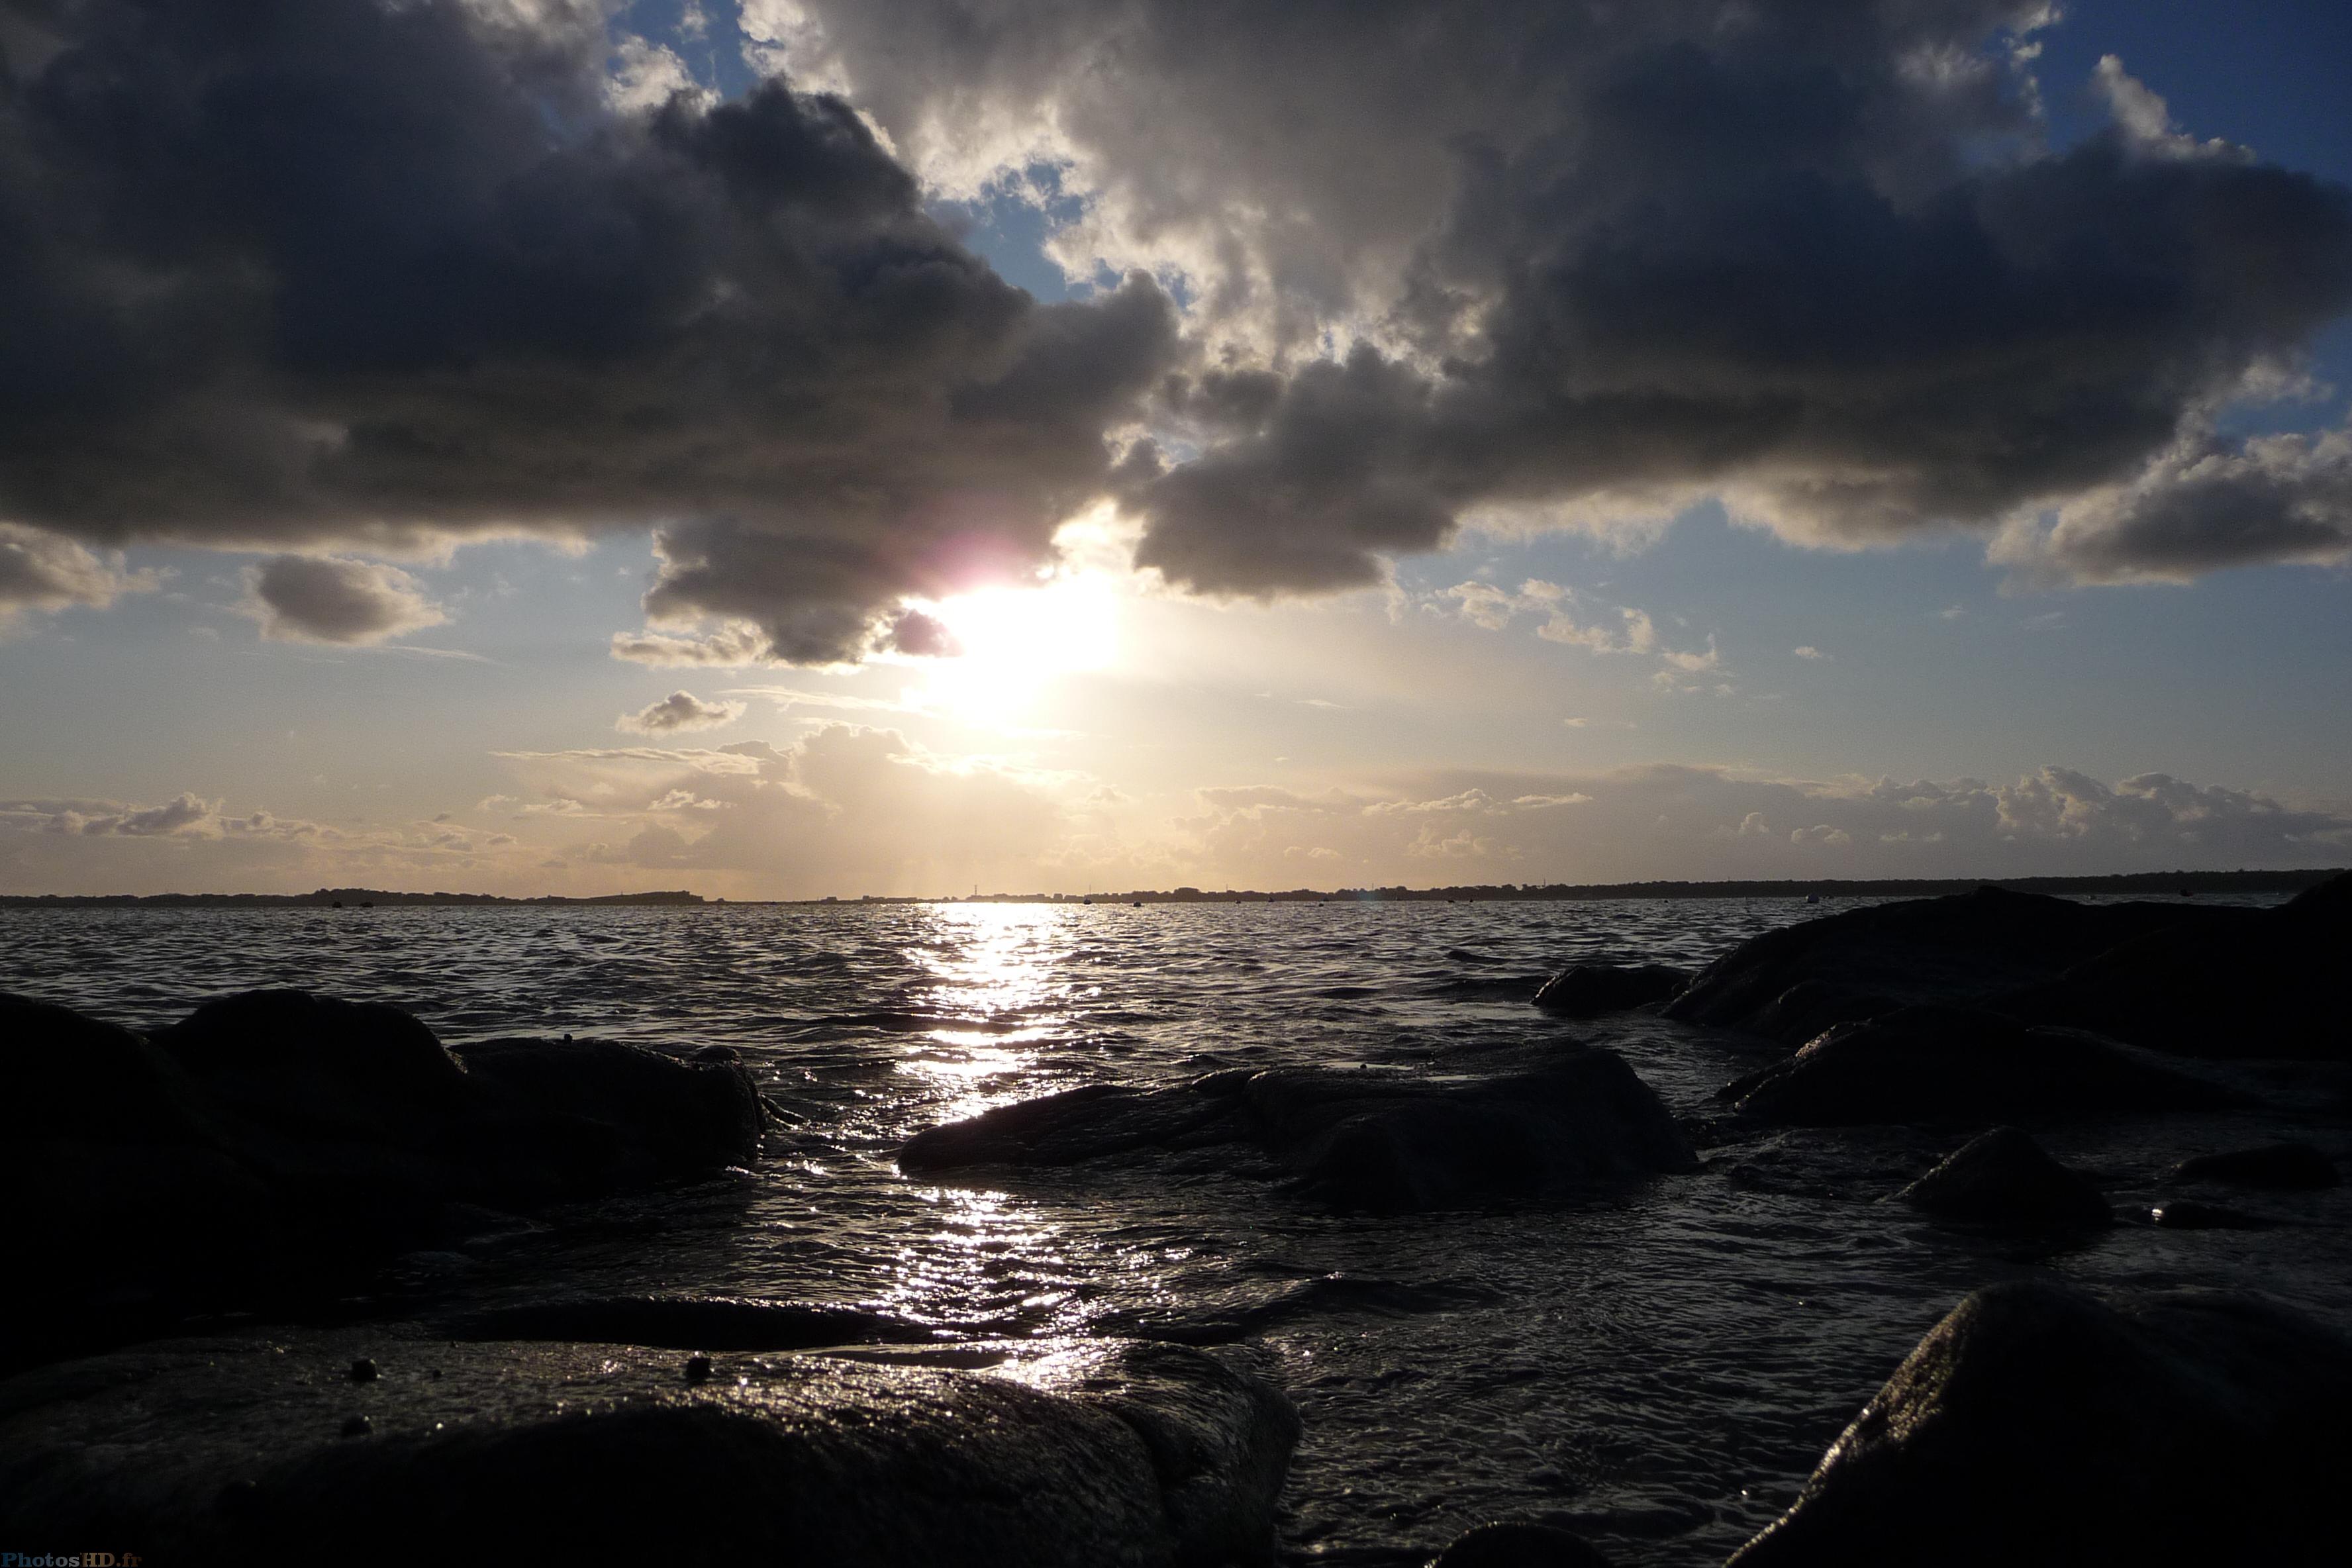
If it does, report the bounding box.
[7,896,2347,1565]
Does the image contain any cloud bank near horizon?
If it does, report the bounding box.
[8,743,2344,899]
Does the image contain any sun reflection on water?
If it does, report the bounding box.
[893,903,1075,1125]
[881,903,1092,1330]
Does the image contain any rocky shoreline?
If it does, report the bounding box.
[5,874,2348,1563]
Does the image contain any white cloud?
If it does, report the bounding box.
[611,621,773,667]
[0,524,161,628]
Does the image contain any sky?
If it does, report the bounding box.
[2,0,2350,899]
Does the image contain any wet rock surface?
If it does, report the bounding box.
[1896,1126,2110,1226]
[1729,1280,2352,1567]
[1532,964,1689,1018]
[436,1295,940,1350]
[900,1050,1700,1211]
[2,989,765,1364]
[2149,1198,2277,1230]
[0,1329,1298,1568]
[1718,1006,2238,1126]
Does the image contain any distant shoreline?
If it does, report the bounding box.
[1,867,2339,909]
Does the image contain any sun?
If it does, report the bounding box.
[910,575,1119,722]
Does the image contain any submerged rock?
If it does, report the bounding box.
[1896,1126,2110,1226]
[2171,1141,2340,1190]
[2,990,767,1366]
[0,1330,1298,1567]
[1730,1281,2352,1567]
[1428,1520,1614,1566]
[901,1051,1698,1212]
[1718,1006,2235,1126]
[1531,963,1689,1018]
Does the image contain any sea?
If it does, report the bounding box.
[6,895,2346,1566]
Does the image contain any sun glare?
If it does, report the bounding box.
[912,575,1119,722]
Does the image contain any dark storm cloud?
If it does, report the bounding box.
[0,0,1175,662]
[785,0,2352,592]
[1995,415,2352,583]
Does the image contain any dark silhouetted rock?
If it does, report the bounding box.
[1531,963,1689,1018]
[1897,1126,2110,1225]
[1,994,225,1147]
[1669,871,2352,1061]
[1729,1281,2352,1567]
[1429,1519,1614,1566]
[2,991,767,1368]
[2150,1199,2275,1230]
[450,1035,763,1183]
[160,991,475,1137]
[2004,869,2352,1059]
[2172,1142,2340,1190]
[0,1330,1298,1568]
[1666,888,2238,1044]
[902,1051,1698,1212]
[1718,1006,2235,1126]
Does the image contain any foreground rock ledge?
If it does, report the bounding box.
[1730,1280,2352,1567]
[0,1330,1298,1568]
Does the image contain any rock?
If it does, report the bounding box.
[1,993,226,1147]
[1729,1281,2352,1567]
[1,991,768,1369]
[1896,1126,2110,1226]
[1531,963,1689,1018]
[1428,1520,1614,1566]
[901,1051,1699,1212]
[160,991,477,1139]
[2172,1142,2340,1189]
[1719,1006,2236,1126]
[450,1034,765,1184]
[2001,870,2352,1059]
[1666,888,2239,1044]
[1666,871,2352,1060]
[0,1330,1299,1568]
